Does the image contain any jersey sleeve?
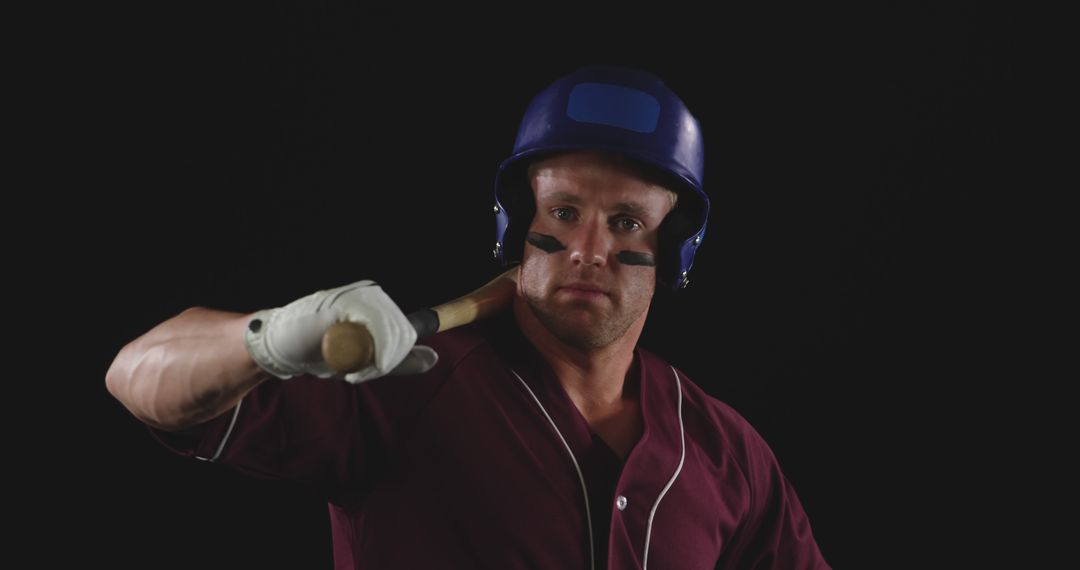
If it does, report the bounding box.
[148,372,445,504]
[718,422,831,570]
[146,326,482,506]
[148,377,365,493]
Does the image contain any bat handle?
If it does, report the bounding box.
[321,321,376,374]
[321,309,440,374]
[321,268,517,374]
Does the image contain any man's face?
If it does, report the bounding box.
[518,151,675,349]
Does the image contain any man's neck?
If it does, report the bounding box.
[512,297,643,415]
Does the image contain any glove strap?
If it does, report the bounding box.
[243,309,296,380]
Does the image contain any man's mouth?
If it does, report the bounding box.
[558,282,609,298]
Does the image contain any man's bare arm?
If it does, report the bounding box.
[107,282,439,433]
[106,307,271,432]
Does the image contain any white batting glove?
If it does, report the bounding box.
[243,281,438,383]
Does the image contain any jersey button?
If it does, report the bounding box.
[616,495,628,511]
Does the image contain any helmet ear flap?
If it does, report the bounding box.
[657,205,698,290]
[634,159,707,291]
[498,162,537,265]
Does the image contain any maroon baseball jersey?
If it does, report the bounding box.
[154,311,829,569]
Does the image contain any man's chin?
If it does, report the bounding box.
[545,312,623,349]
[550,328,609,350]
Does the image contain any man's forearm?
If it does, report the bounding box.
[106,307,272,431]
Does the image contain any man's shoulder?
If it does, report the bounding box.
[422,321,492,362]
[635,347,738,413]
[635,346,767,451]
[419,312,520,372]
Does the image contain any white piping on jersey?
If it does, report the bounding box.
[509,369,596,570]
[196,400,243,463]
[643,366,686,570]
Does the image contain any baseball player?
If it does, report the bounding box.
[107,65,829,569]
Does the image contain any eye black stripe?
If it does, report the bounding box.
[616,251,656,266]
[526,232,567,253]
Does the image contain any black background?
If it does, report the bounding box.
[50,3,1021,568]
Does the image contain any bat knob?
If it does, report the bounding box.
[322,321,375,373]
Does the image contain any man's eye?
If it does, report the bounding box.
[552,207,574,220]
[615,218,642,231]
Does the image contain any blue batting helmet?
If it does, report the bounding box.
[493,65,708,290]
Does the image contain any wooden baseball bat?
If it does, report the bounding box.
[321,267,518,374]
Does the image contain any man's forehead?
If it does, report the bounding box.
[531,154,673,201]
[530,151,639,180]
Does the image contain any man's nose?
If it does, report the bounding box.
[567,217,610,267]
